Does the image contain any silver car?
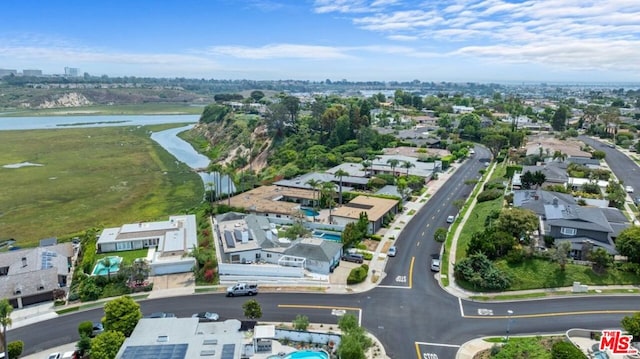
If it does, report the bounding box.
[387,246,397,257]
[192,311,220,322]
[431,258,441,272]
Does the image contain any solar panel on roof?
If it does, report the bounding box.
[221,344,235,359]
[121,344,188,359]
[224,231,235,248]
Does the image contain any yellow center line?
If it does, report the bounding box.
[414,342,421,359]
[464,309,639,319]
[409,256,415,289]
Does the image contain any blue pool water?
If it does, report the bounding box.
[301,207,320,217]
[92,256,123,276]
[313,230,341,242]
[285,350,329,359]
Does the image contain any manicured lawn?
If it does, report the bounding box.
[96,249,149,265]
[495,258,640,290]
[0,124,203,246]
[455,197,503,260]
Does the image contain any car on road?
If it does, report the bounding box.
[430,258,441,272]
[341,252,364,263]
[91,322,104,337]
[46,353,61,359]
[626,185,634,193]
[446,215,455,224]
[145,312,176,318]
[387,246,397,257]
[61,351,76,359]
[635,196,640,206]
[192,311,219,322]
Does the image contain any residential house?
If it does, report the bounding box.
[96,214,197,275]
[512,162,568,189]
[215,213,342,275]
[0,243,73,308]
[331,195,399,234]
[513,190,630,256]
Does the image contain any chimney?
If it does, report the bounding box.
[552,197,559,207]
[21,257,27,267]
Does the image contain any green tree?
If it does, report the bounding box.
[551,340,586,359]
[482,133,508,159]
[494,208,539,242]
[334,169,350,205]
[129,259,150,286]
[342,222,362,249]
[401,160,415,176]
[305,178,321,209]
[243,299,262,320]
[338,314,359,332]
[250,90,265,102]
[292,315,310,331]
[532,170,546,188]
[386,158,400,177]
[7,340,23,359]
[103,296,142,337]
[588,248,612,274]
[551,106,569,131]
[90,331,126,359]
[434,227,448,243]
[622,312,640,339]
[76,334,92,357]
[78,320,94,338]
[616,227,640,264]
[552,241,571,271]
[0,298,13,359]
[284,221,310,239]
[321,181,336,223]
[337,334,366,359]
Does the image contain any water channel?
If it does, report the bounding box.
[0,114,236,194]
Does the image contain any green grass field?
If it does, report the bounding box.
[0,124,203,246]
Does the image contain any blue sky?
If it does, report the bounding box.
[1,0,639,82]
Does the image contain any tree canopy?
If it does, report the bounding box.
[103,296,142,337]
[90,331,126,359]
[616,227,640,264]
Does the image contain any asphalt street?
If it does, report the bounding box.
[9,143,640,359]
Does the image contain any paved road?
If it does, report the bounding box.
[580,136,640,197]
[9,144,640,359]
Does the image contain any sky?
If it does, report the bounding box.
[1,0,640,83]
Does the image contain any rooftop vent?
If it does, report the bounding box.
[157,335,168,343]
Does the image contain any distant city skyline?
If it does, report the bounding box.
[1,0,639,83]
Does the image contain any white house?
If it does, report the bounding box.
[96,214,197,275]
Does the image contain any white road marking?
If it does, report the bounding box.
[478,308,494,316]
[458,297,464,317]
[416,341,461,348]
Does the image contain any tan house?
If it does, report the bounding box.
[331,195,399,233]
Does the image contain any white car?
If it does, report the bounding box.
[192,311,220,322]
[46,353,61,359]
[626,186,634,193]
[387,246,397,257]
[446,215,455,224]
[430,258,441,272]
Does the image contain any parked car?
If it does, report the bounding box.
[91,322,104,337]
[145,312,176,318]
[192,311,219,322]
[61,351,76,359]
[625,185,634,193]
[46,353,61,359]
[226,283,259,297]
[387,246,397,257]
[446,215,455,224]
[341,252,364,263]
[430,258,441,272]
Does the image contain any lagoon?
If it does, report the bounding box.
[0,114,198,131]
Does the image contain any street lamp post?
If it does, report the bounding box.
[506,310,514,342]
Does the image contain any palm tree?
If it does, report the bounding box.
[387,158,400,177]
[0,299,12,359]
[102,256,113,281]
[401,160,415,176]
[361,160,372,178]
[305,178,321,209]
[321,181,336,224]
[334,169,349,205]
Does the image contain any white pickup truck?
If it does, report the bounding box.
[226,282,259,297]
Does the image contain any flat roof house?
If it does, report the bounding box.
[97,214,197,275]
[0,243,72,308]
[331,195,399,234]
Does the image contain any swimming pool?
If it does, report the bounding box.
[92,256,123,276]
[301,207,320,217]
[285,350,329,359]
[312,230,341,242]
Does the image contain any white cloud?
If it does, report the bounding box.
[313,0,369,14]
[207,44,351,59]
[387,34,419,41]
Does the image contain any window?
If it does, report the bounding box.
[266,253,272,258]
[561,227,576,236]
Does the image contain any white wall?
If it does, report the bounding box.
[218,263,304,277]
